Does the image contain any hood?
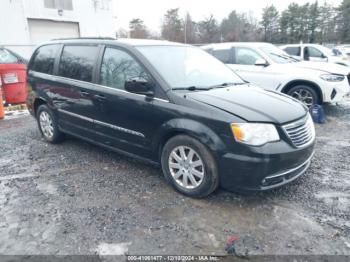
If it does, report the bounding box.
[187,85,307,124]
[293,61,350,75]
[328,56,350,66]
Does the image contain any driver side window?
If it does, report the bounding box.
[235,47,263,65]
[100,47,150,90]
[305,47,323,58]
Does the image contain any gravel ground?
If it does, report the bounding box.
[0,101,349,259]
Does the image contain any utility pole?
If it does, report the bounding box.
[184,13,187,44]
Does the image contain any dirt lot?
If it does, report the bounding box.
[0,101,349,259]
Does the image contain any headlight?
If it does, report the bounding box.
[231,123,280,146]
[320,74,345,82]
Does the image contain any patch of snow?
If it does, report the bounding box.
[4,110,29,120]
[96,242,131,256]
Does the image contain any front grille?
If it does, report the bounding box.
[283,114,315,148]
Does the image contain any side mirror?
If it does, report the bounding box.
[125,77,154,97]
[255,58,268,66]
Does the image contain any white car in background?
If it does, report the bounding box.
[201,42,350,107]
[334,45,350,58]
[281,43,350,67]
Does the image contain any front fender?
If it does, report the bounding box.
[153,118,227,158]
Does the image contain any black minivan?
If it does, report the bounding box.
[26,38,315,197]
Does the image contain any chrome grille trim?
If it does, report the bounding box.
[283,114,315,148]
[264,151,314,180]
[260,151,314,190]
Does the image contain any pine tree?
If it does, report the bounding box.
[261,5,279,43]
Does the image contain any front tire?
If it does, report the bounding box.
[36,104,64,143]
[287,85,320,107]
[161,135,219,198]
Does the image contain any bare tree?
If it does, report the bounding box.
[161,8,184,42]
[116,28,128,38]
[129,18,149,39]
[197,15,220,44]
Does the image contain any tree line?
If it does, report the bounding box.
[117,0,350,44]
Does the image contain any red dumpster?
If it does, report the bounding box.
[0,64,27,104]
[0,78,4,119]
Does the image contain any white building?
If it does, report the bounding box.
[0,0,115,58]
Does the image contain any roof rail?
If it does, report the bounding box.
[51,37,117,41]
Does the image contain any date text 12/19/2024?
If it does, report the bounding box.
[126,255,221,261]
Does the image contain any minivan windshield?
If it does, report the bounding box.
[136,46,245,89]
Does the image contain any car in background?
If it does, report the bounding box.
[281,44,350,67]
[202,42,350,107]
[27,38,315,197]
[0,47,27,65]
[334,45,350,58]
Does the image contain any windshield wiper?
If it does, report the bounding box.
[172,82,247,91]
[270,52,298,62]
[209,82,247,89]
[172,86,211,91]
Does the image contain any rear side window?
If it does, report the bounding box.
[212,49,231,63]
[100,47,149,90]
[58,45,99,82]
[284,47,301,56]
[31,45,58,74]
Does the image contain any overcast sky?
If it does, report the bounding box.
[112,0,342,33]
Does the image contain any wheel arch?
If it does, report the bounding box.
[155,119,227,161]
[281,80,323,104]
[33,97,48,116]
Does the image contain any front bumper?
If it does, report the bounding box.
[323,80,350,103]
[218,140,315,192]
[260,151,314,190]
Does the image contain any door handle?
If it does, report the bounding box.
[80,91,90,97]
[94,94,107,101]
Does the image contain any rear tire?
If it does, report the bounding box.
[161,135,219,198]
[287,85,320,108]
[36,105,64,143]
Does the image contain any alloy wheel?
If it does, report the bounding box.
[168,146,205,189]
[39,111,54,139]
[291,89,314,107]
